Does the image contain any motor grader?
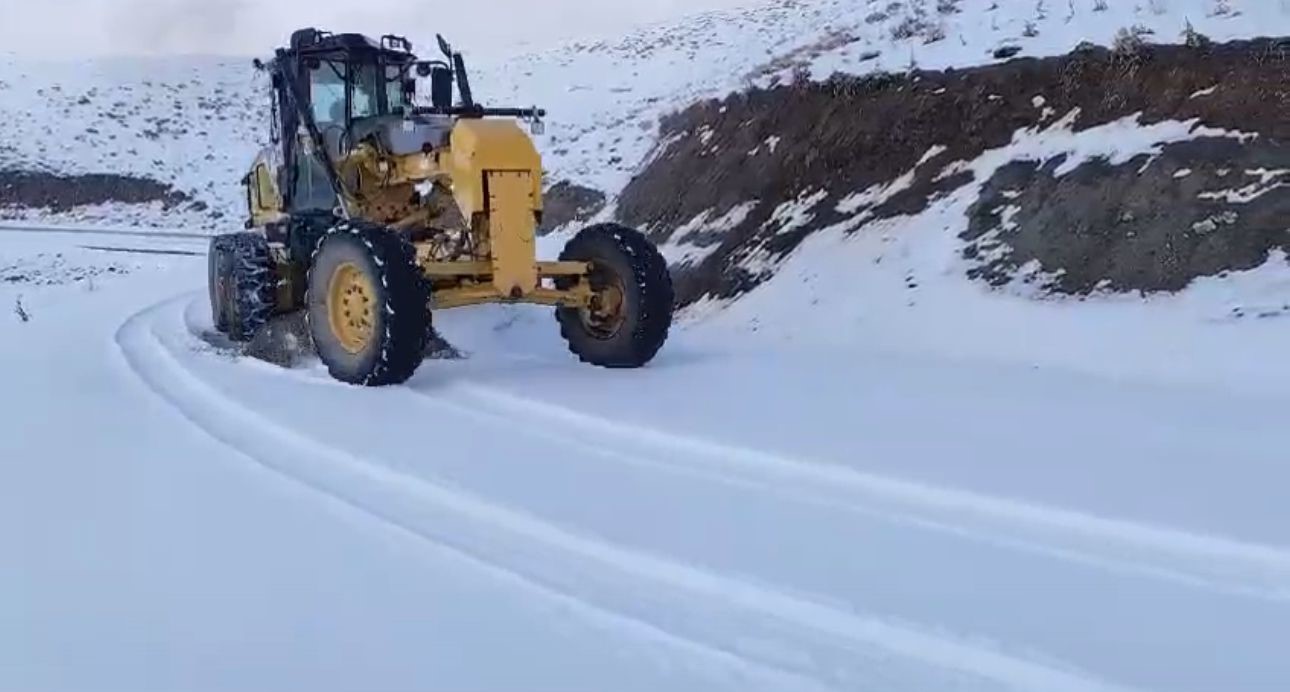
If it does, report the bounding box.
[208,28,673,386]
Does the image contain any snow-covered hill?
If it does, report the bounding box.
[2,0,1282,228]
[0,55,263,229]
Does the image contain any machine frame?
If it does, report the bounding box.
[244,28,594,313]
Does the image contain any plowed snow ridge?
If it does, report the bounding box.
[0,222,207,240]
[437,384,1290,601]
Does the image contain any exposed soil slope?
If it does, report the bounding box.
[540,181,607,234]
[964,137,1290,294]
[0,170,191,214]
[620,37,1290,305]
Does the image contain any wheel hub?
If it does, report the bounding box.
[327,262,377,354]
[581,264,627,339]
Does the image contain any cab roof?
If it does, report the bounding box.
[285,28,417,63]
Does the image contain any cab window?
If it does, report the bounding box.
[310,61,346,126]
[351,62,381,119]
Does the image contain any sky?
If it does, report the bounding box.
[1,0,756,59]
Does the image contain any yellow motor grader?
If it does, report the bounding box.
[208,29,673,386]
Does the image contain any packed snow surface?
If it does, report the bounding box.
[3,223,1290,691]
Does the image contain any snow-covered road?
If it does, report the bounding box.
[4,228,1288,692]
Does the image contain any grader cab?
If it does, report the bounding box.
[208,29,673,386]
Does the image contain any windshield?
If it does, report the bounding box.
[386,65,411,115]
[307,55,413,125]
[349,60,411,120]
[310,60,346,126]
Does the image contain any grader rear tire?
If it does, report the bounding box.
[209,232,275,341]
[555,223,674,368]
[208,236,231,333]
[306,220,431,386]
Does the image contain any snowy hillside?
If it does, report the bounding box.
[6,1,1290,691]
[0,55,263,229]
[2,0,1283,228]
[499,0,1290,193]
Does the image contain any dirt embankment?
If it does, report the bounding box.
[964,137,1290,294]
[540,181,607,234]
[619,37,1290,305]
[0,170,190,214]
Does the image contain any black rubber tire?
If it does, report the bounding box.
[207,236,231,333]
[210,232,275,342]
[306,220,431,386]
[556,223,674,368]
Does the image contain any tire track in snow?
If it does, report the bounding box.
[121,294,1141,692]
[428,383,1290,603]
[115,296,834,692]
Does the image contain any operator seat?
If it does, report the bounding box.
[321,100,348,159]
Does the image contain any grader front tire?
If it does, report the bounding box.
[306,221,431,387]
[556,224,674,368]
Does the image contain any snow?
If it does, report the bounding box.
[6,0,1290,690]
[1196,167,1290,204]
[764,189,829,236]
[6,205,1290,691]
[660,201,759,267]
[835,147,938,216]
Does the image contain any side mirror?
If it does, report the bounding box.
[430,65,453,109]
[436,34,453,59]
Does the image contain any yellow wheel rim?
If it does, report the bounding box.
[327,262,377,354]
[581,268,627,338]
